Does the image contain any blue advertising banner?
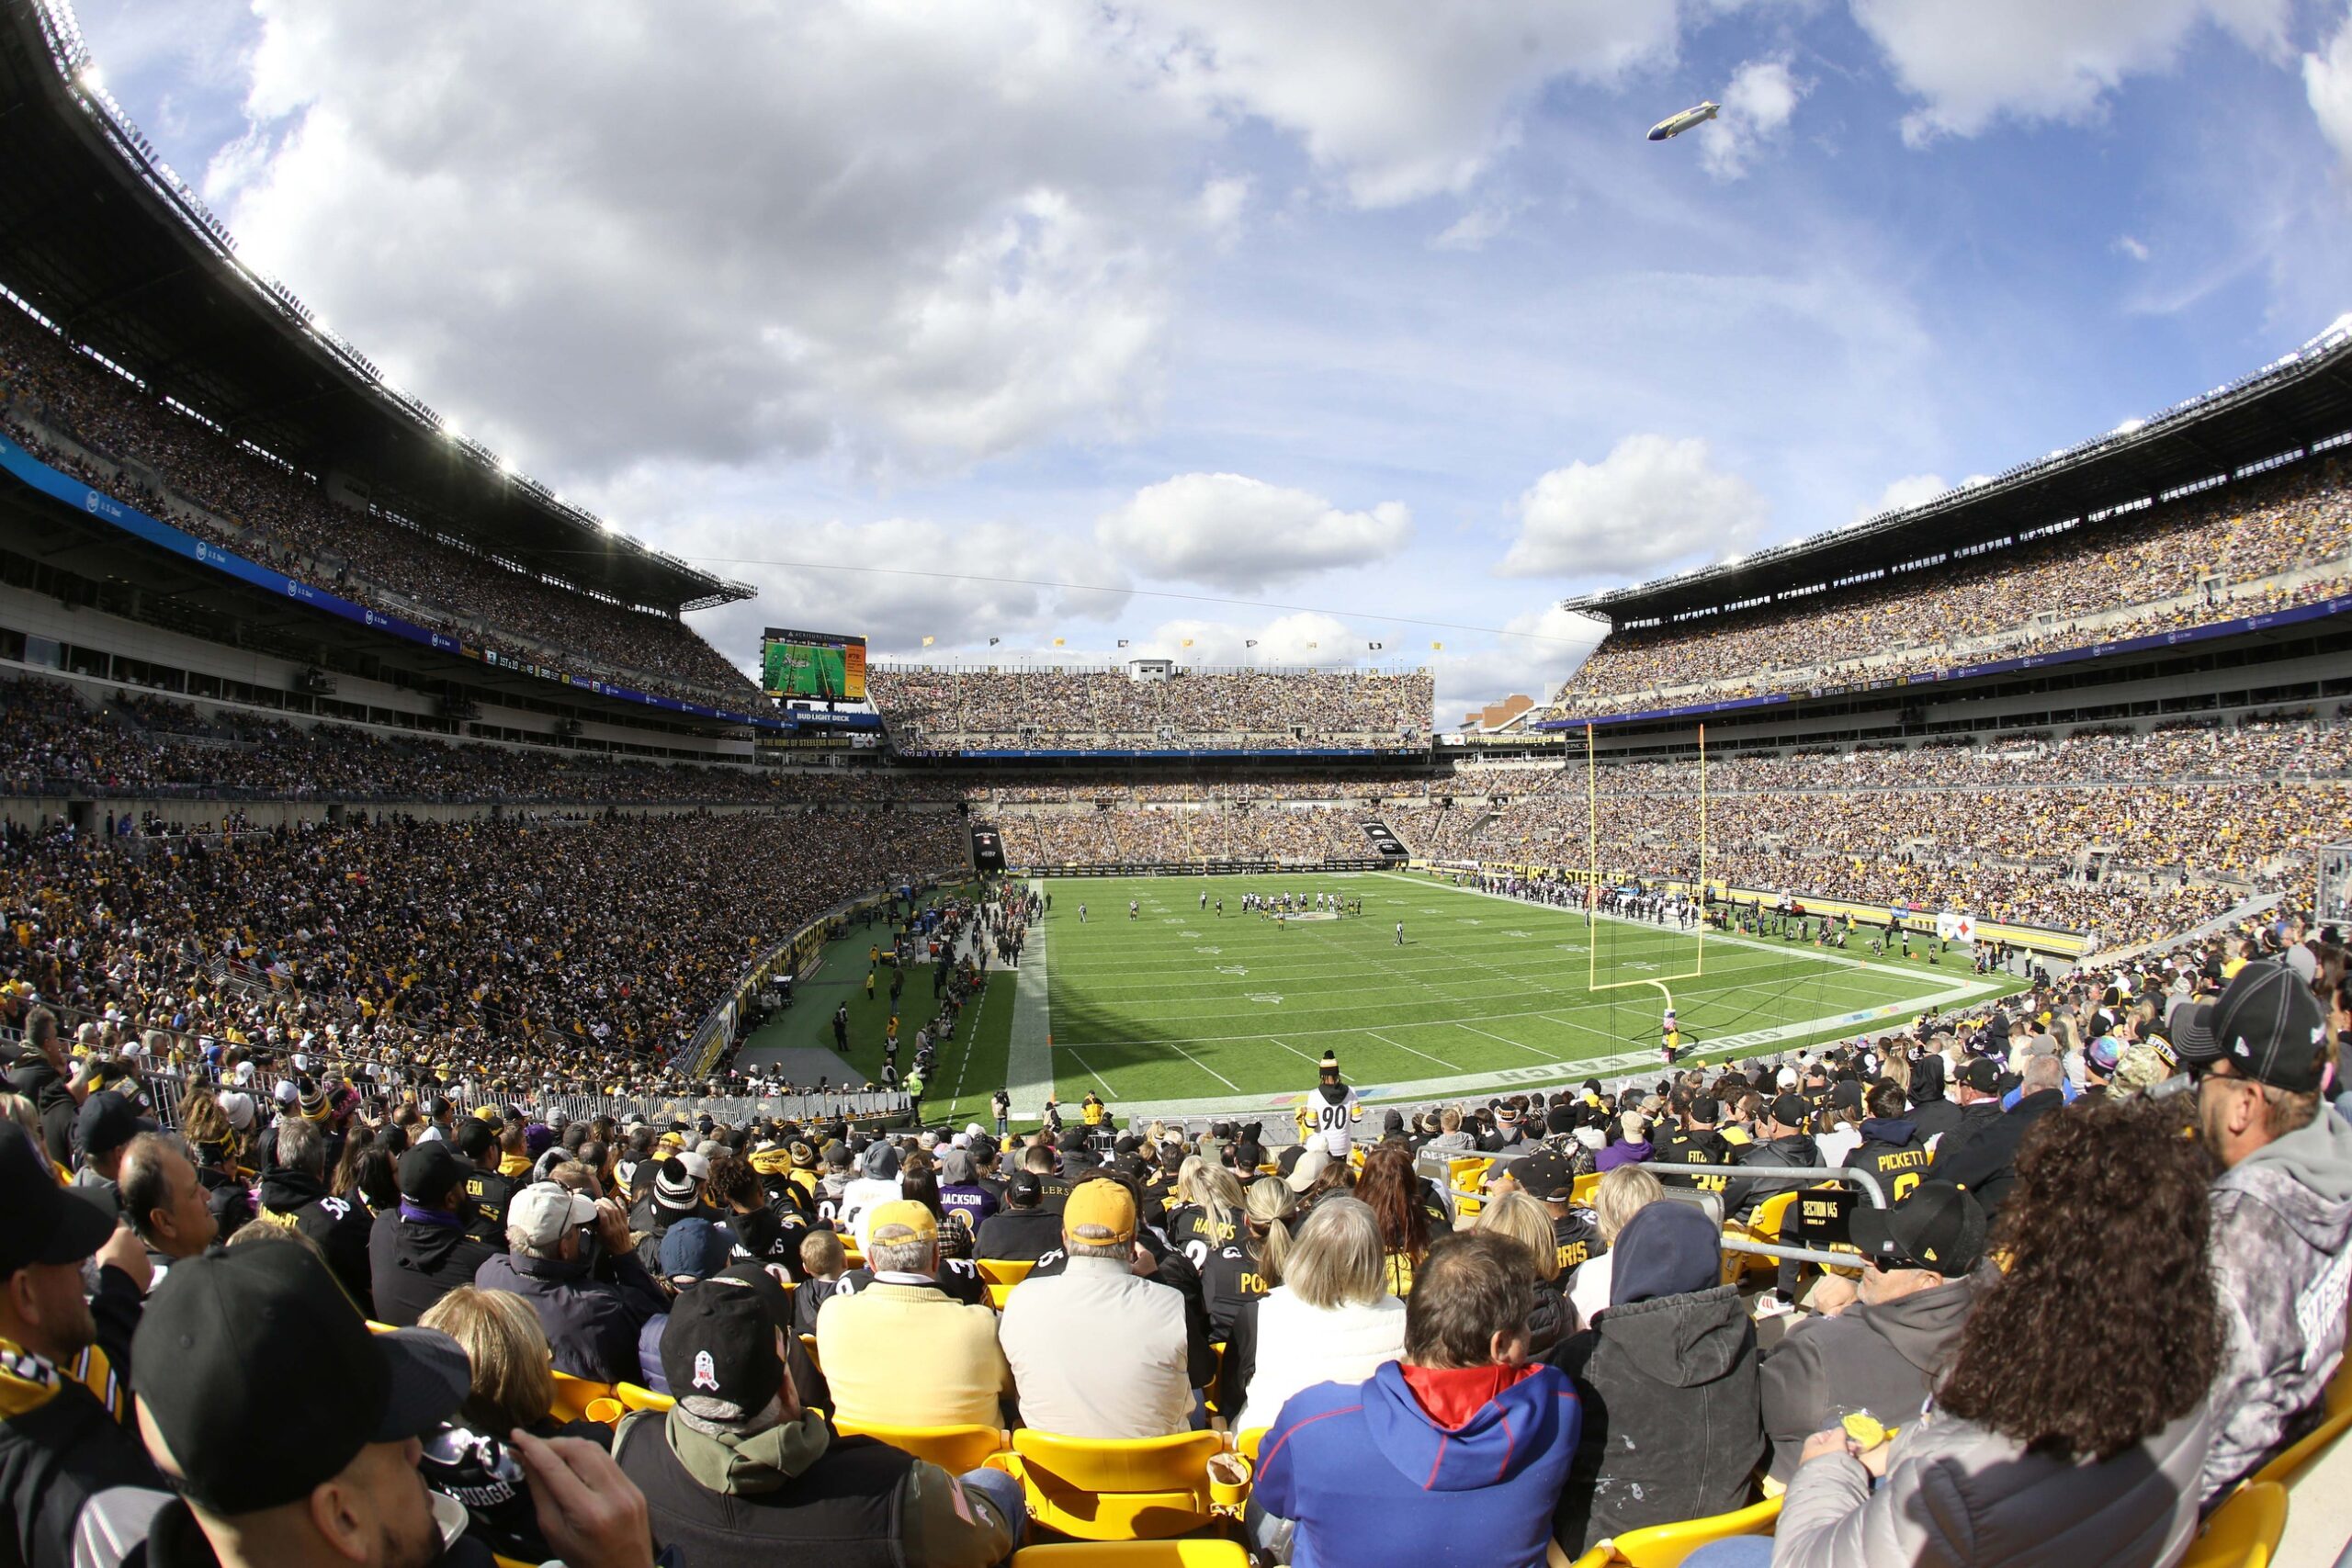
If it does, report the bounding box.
[0,434,786,730]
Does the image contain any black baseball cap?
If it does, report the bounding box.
[1688,1097,1720,1125]
[1006,1169,1043,1205]
[1849,1181,1986,1277]
[662,1278,783,1413]
[1770,1094,1810,1129]
[134,1245,469,1515]
[2179,960,2331,1093]
[1959,1059,2001,1094]
[1511,1149,1577,1202]
[75,1090,155,1162]
[0,1121,115,1276]
[397,1140,470,1205]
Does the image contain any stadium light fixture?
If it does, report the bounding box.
[443,423,462,442]
[77,64,100,92]
[2113,418,2144,435]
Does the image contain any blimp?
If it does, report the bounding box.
[1647,101,1720,141]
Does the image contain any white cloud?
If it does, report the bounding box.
[674,514,1131,673]
[2113,233,2152,261]
[1854,471,1949,523]
[1095,472,1411,591]
[1697,57,1806,179]
[1196,175,1252,248]
[2308,7,2352,164]
[1142,1,1682,206]
[1123,612,1368,668]
[1428,604,1611,723]
[1430,200,1522,252]
[1849,0,2292,144]
[1498,434,1769,580]
[206,4,1203,477]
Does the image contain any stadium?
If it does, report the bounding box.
[0,2,2348,1566]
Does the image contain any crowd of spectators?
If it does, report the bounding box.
[0,307,759,706]
[6,906,2342,1565]
[1386,712,2352,943]
[868,667,1434,752]
[0,804,964,1100]
[0,672,945,807]
[995,805,1381,866]
[1549,461,2352,719]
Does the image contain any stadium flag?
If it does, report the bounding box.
[1053,637,1066,647]
[1117,638,1130,648]
[1245,638,1258,648]
[1431,640,1443,650]
[989,637,1001,646]
[1368,640,1384,649]
[922,635,935,646]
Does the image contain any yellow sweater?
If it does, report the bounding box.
[814,1280,1012,1430]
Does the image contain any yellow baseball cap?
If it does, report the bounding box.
[867,1201,938,1246]
[1064,1179,1137,1246]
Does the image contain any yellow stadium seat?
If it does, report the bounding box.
[1575,1493,1782,1568]
[1202,1344,1227,1417]
[799,1332,821,1371]
[2179,1481,2287,1568]
[1011,1543,1252,1565]
[836,1417,1009,1473]
[548,1371,614,1425]
[2250,1355,2352,1489]
[1449,1156,1495,1219]
[987,1281,1020,1310]
[1233,1427,1267,1463]
[992,1427,1228,1541]
[614,1381,674,1413]
[1724,1190,1805,1283]
[1569,1171,1603,1207]
[583,1395,624,1427]
[366,1320,399,1335]
[978,1258,1037,1288]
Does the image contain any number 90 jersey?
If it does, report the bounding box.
[1306,1084,1360,1155]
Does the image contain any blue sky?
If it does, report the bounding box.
[63,0,2352,722]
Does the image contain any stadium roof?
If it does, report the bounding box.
[1562,316,2352,626]
[0,0,753,616]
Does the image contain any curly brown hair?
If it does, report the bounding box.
[1935,1095,2222,1461]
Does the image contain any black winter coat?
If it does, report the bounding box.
[1548,1284,1765,1555]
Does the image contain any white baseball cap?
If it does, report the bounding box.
[508,1182,597,1251]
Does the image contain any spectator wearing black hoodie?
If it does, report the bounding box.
[1548,1201,1765,1555]
[1905,1051,1964,1144]
[369,1140,502,1326]
[1654,1097,1736,1194]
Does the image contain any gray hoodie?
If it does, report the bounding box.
[2200,1105,2352,1505]
[1758,1270,1982,1481]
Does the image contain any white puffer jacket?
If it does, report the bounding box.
[1234,1287,1408,1434]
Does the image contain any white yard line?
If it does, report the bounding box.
[1365,1029,1460,1072]
[1453,1021,1555,1058]
[1164,1038,1242,1091]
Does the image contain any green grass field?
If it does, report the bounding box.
[740,869,2025,1132]
[1026,871,2023,1122]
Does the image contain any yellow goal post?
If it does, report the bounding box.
[1586,720,1707,1015]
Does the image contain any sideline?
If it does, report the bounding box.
[1004,877,1055,1116]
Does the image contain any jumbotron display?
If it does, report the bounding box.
[762,626,867,702]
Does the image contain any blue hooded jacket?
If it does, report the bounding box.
[1253,1359,1581,1568]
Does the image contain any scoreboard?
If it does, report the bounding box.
[762,626,866,702]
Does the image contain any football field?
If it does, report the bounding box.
[1018,870,2024,1122]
